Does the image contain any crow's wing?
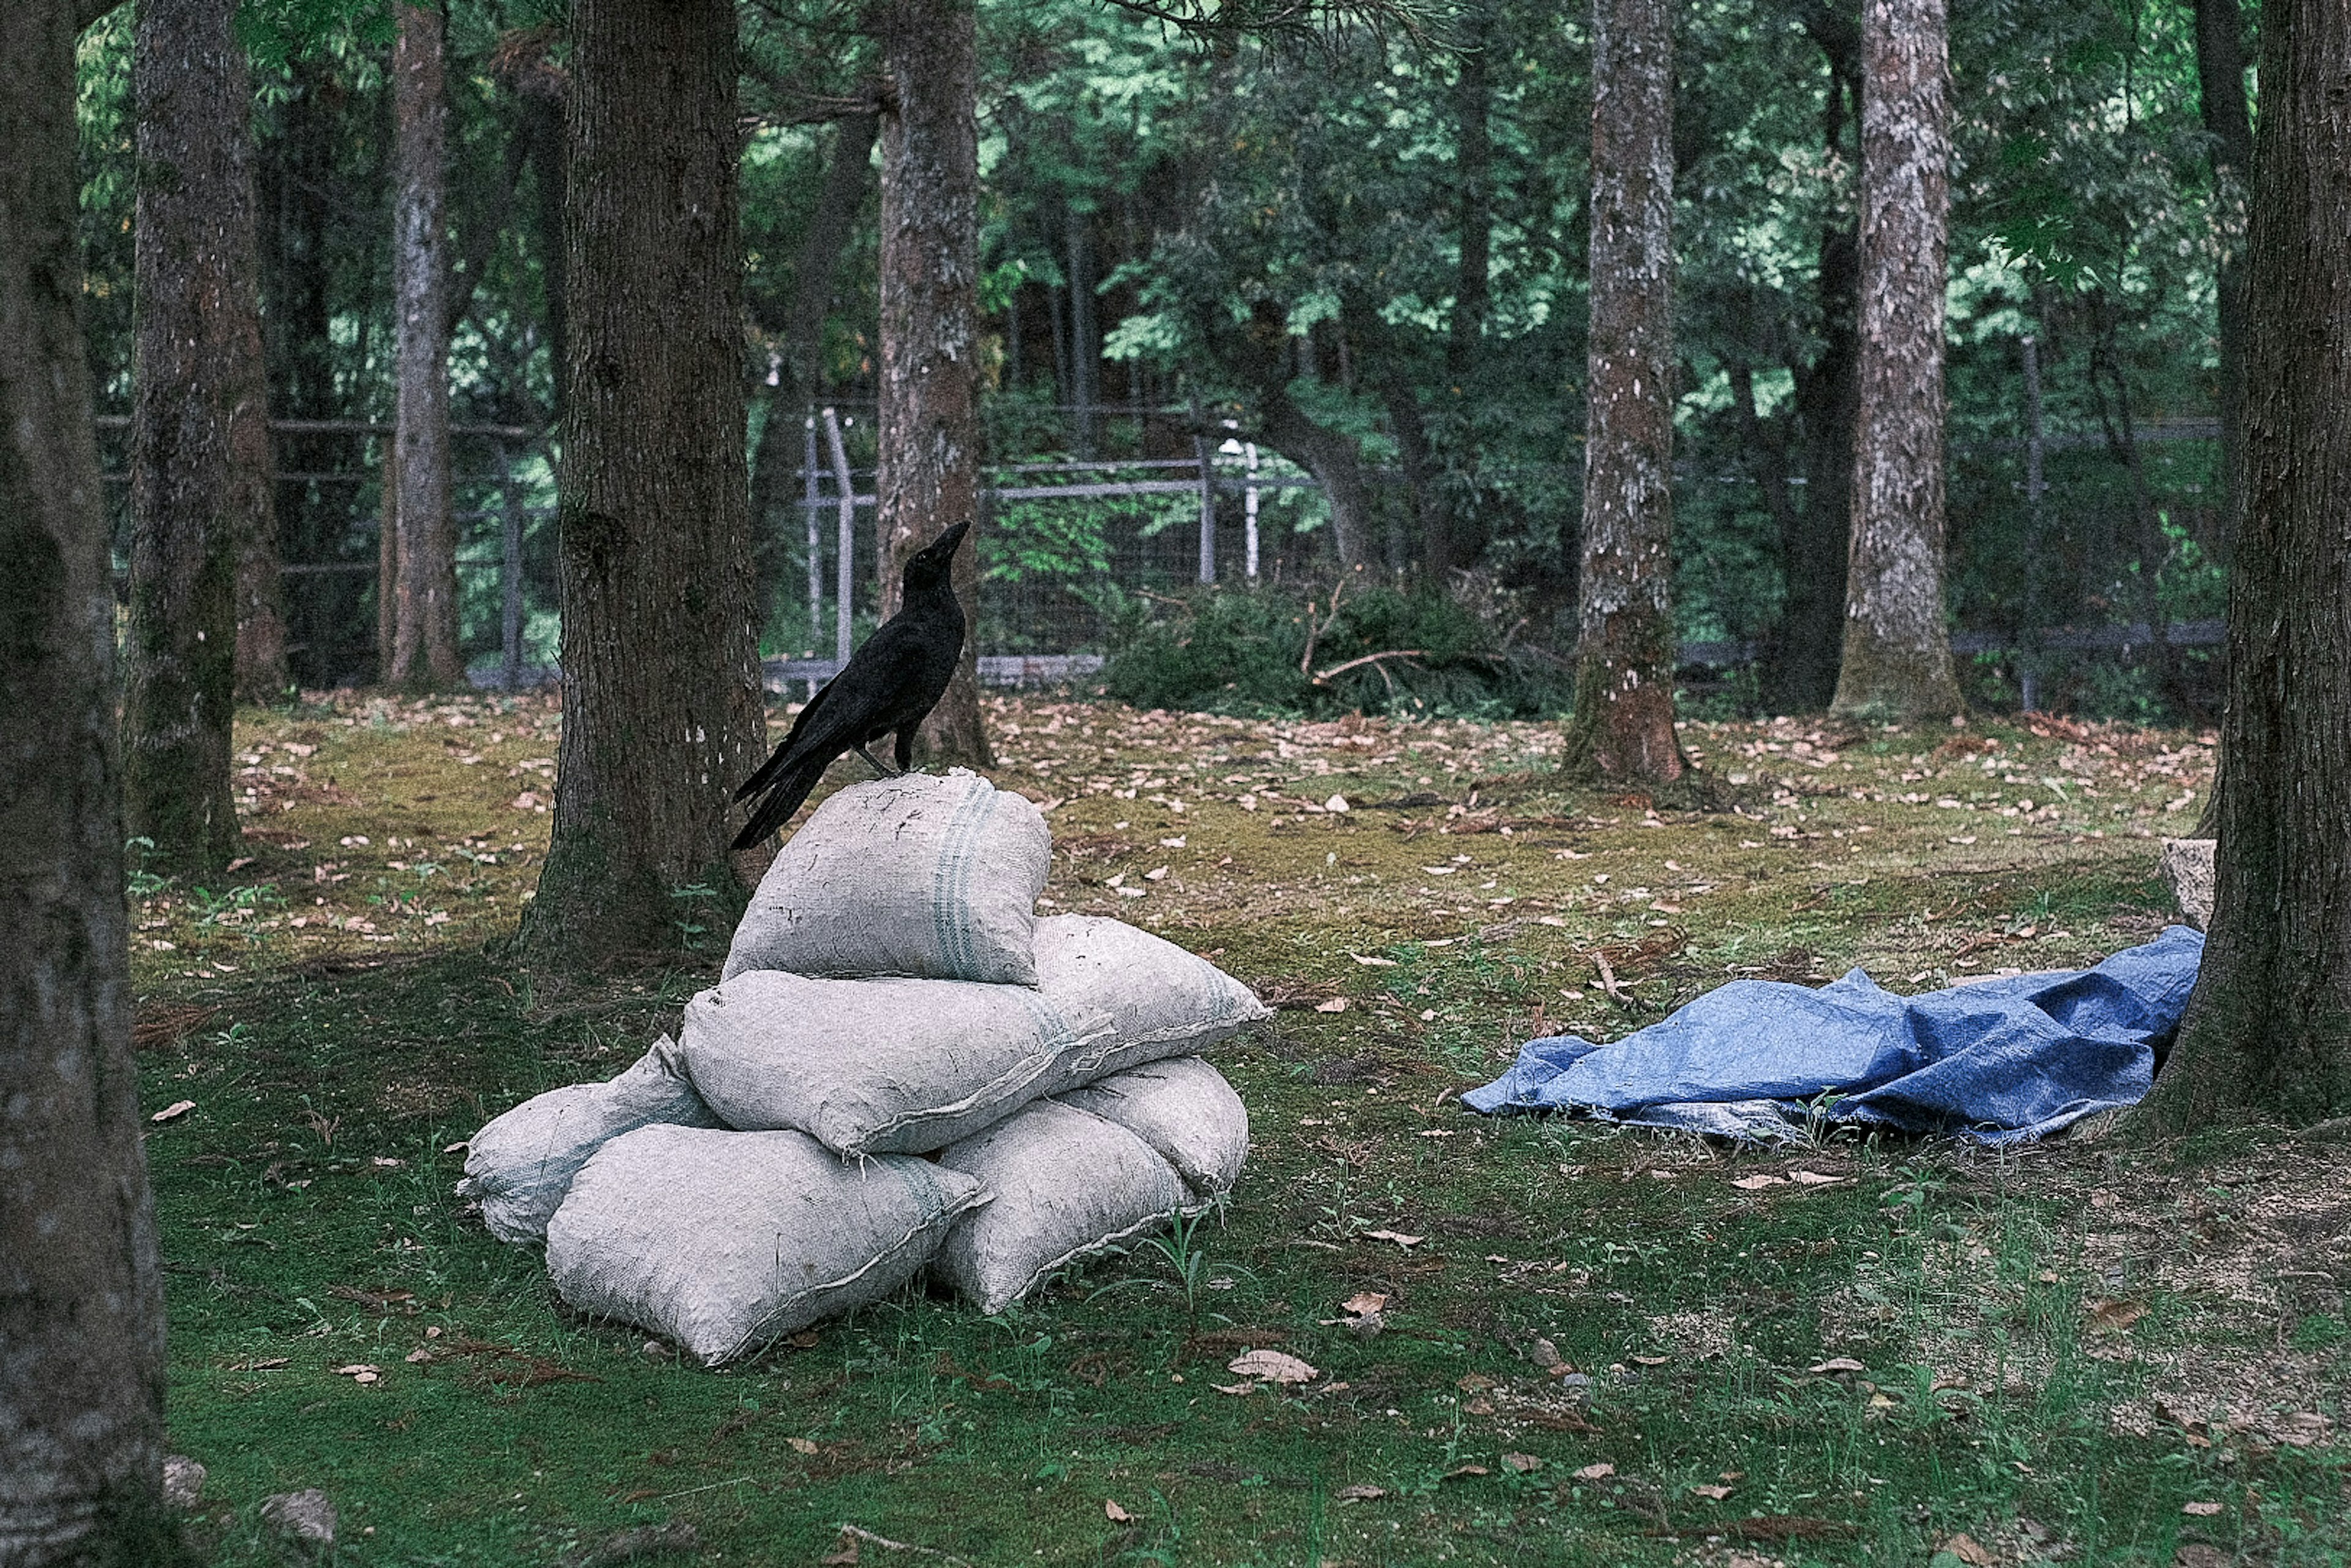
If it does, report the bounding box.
[736,616,934,797]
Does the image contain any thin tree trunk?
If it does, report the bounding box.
[1449,0,1492,391]
[1067,200,1098,459]
[1831,0,1962,722]
[2192,0,2253,563]
[2087,320,2195,719]
[525,0,767,960]
[260,57,359,688]
[1256,386,1373,574]
[0,6,180,1561]
[754,111,879,634]
[125,0,264,877]
[781,111,879,404]
[2140,0,2351,1131]
[1562,0,1684,784]
[389,0,461,688]
[876,0,990,766]
[523,88,568,426]
[1764,8,1862,714]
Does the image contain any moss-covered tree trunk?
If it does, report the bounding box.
[0,5,179,1561]
[1830,0,1963,723]
[876,0,990,766]
[388,0,462,689]
[2139,0,2351,1132]
[525,0,766,961]
[1561,0,1684,784]
[125,0,279,874]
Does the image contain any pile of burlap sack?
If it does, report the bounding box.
[456,772,1268,1365]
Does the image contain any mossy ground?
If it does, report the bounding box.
[134,691,2347,1566]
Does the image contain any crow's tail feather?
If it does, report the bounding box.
[731,752,828,850]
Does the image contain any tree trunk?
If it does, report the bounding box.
[754,111,879,637]
[388,0,462,689]
[1561,0,1684,785]
[261,57,364,689]
[1067,200,1098,459]
[523,87,568,426]
[1254,384,1374,575]
[525,0,767,961]
[0,6,179,1562]
[1772,221,1859,714]
[2192,0,2253,563]
[1448,0,1491,391]
[782,111,879,405]
[124,0,269,877]
[2139,0,2351,1132]
[876,0,990,767]
[1831,0,1962,722]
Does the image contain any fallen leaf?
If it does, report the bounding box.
[2181,1501,2224,1517]
[332,1364,381,1385]
[1807,1357,1867,1375]
[1572,1461,1616,1481]
[1104,1499,1133,1523]
[1455,1373,1495,1391]
[1941,1532,1995,1566]
[819,1533,860,1567]
[1226,1349,1318,1385]
[1690,1483,1734,1501]
[1730,1174,1787,1191]
[1349,953,1398,967]
[1363,1229,1424,1248]
[1630,1354,1670,1367]
[1212,1383,1255,1396]
[1335,1484,1386,1502]
[1790,1169,1847,1186]
[1442,1464,1489,1480]
[787,1437,819,1455]
[1325,794,1351,813]
[403,1348,431,1364]
[1315,997,1349,1013]
[1340,1292,1389,1318]
[1502,1452,1542,1473]
[2086,1297,2149,1332]
[229,1357,288,1371]
[150,1101,196,1124]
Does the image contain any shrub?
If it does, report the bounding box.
[1101,582,1572,719]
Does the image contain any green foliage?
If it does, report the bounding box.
[1102,580,1569,718]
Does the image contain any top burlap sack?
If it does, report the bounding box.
[724,770,1051,985]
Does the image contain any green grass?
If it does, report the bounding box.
[134,694,2347,1565]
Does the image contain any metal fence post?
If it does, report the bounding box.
[823,406,855,665]
[1244,441,1261,579]
[2020,332,2047,713]
[1194,430,1217,584]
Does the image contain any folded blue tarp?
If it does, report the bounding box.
[1463,926,2202,1144]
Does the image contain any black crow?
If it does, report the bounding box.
[732,520,972,849]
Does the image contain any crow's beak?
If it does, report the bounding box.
[932,521,972,557]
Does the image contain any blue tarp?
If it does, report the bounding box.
[1463,926,2203,1144]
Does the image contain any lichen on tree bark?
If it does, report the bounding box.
[1831,0,1963,724]
[1561,0,1684,786]
[124,0,280,875]
[525,0,767,962]
[2140,0,2351,1131]
[387,0,462,690]
[876,0,991,767]
[1,4,182,1560]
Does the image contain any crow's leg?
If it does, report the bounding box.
[853,744,902,778]
[894,727,918,774]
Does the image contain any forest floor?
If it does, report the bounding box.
[131,691,2349,1567]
